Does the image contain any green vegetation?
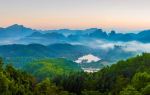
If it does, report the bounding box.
[0,58,74,95]
[0,53,150,95]
[51,53,150,95]
[23,58,81,80]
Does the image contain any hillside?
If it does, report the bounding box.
[0,53,150,95]
[0,43,92,59]
[1,43,136,71]
[51,53,150,95]
[23,58,82,80]
[0,43,135,60]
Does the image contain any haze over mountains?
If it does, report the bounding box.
[0,24,150,45]
[0,24,150,71]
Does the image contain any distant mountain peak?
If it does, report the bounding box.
[7,24,25,28]
[6,24,32,31]
[85,28,99,30]
[28,32,43,37]
[109,30,116,36]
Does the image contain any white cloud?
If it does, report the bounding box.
[121,41,150,52]
[79,39,150,53]
[75,54,101,63]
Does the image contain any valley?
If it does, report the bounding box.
[0,24,147,72]
[1,0,150,94]
[0,25,149,95]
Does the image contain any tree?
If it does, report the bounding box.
[141,84,150,95]
[0,57,3,71]
[34,78,59,95]
[131,72,150,90]
[62,73,85,94]
[111,75,129,95]
[0,72,11,95]
[81,90,102,95]
[119,85,142,95]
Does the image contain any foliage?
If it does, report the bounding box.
[23,58,81,80]
[0,53,150,95]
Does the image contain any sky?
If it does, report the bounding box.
[0,0,150,32]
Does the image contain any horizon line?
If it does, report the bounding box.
[1,24,150,33]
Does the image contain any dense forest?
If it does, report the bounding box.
[0,53,150,95]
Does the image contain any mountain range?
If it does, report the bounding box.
[0,24,150,45]
[0,24,149,71]
[2,43,136,70]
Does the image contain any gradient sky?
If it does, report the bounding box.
[0,0,150,32]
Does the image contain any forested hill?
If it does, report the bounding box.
[0,53,150,95]
[23,58,82,80]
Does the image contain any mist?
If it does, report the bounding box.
[75,39,150,53]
